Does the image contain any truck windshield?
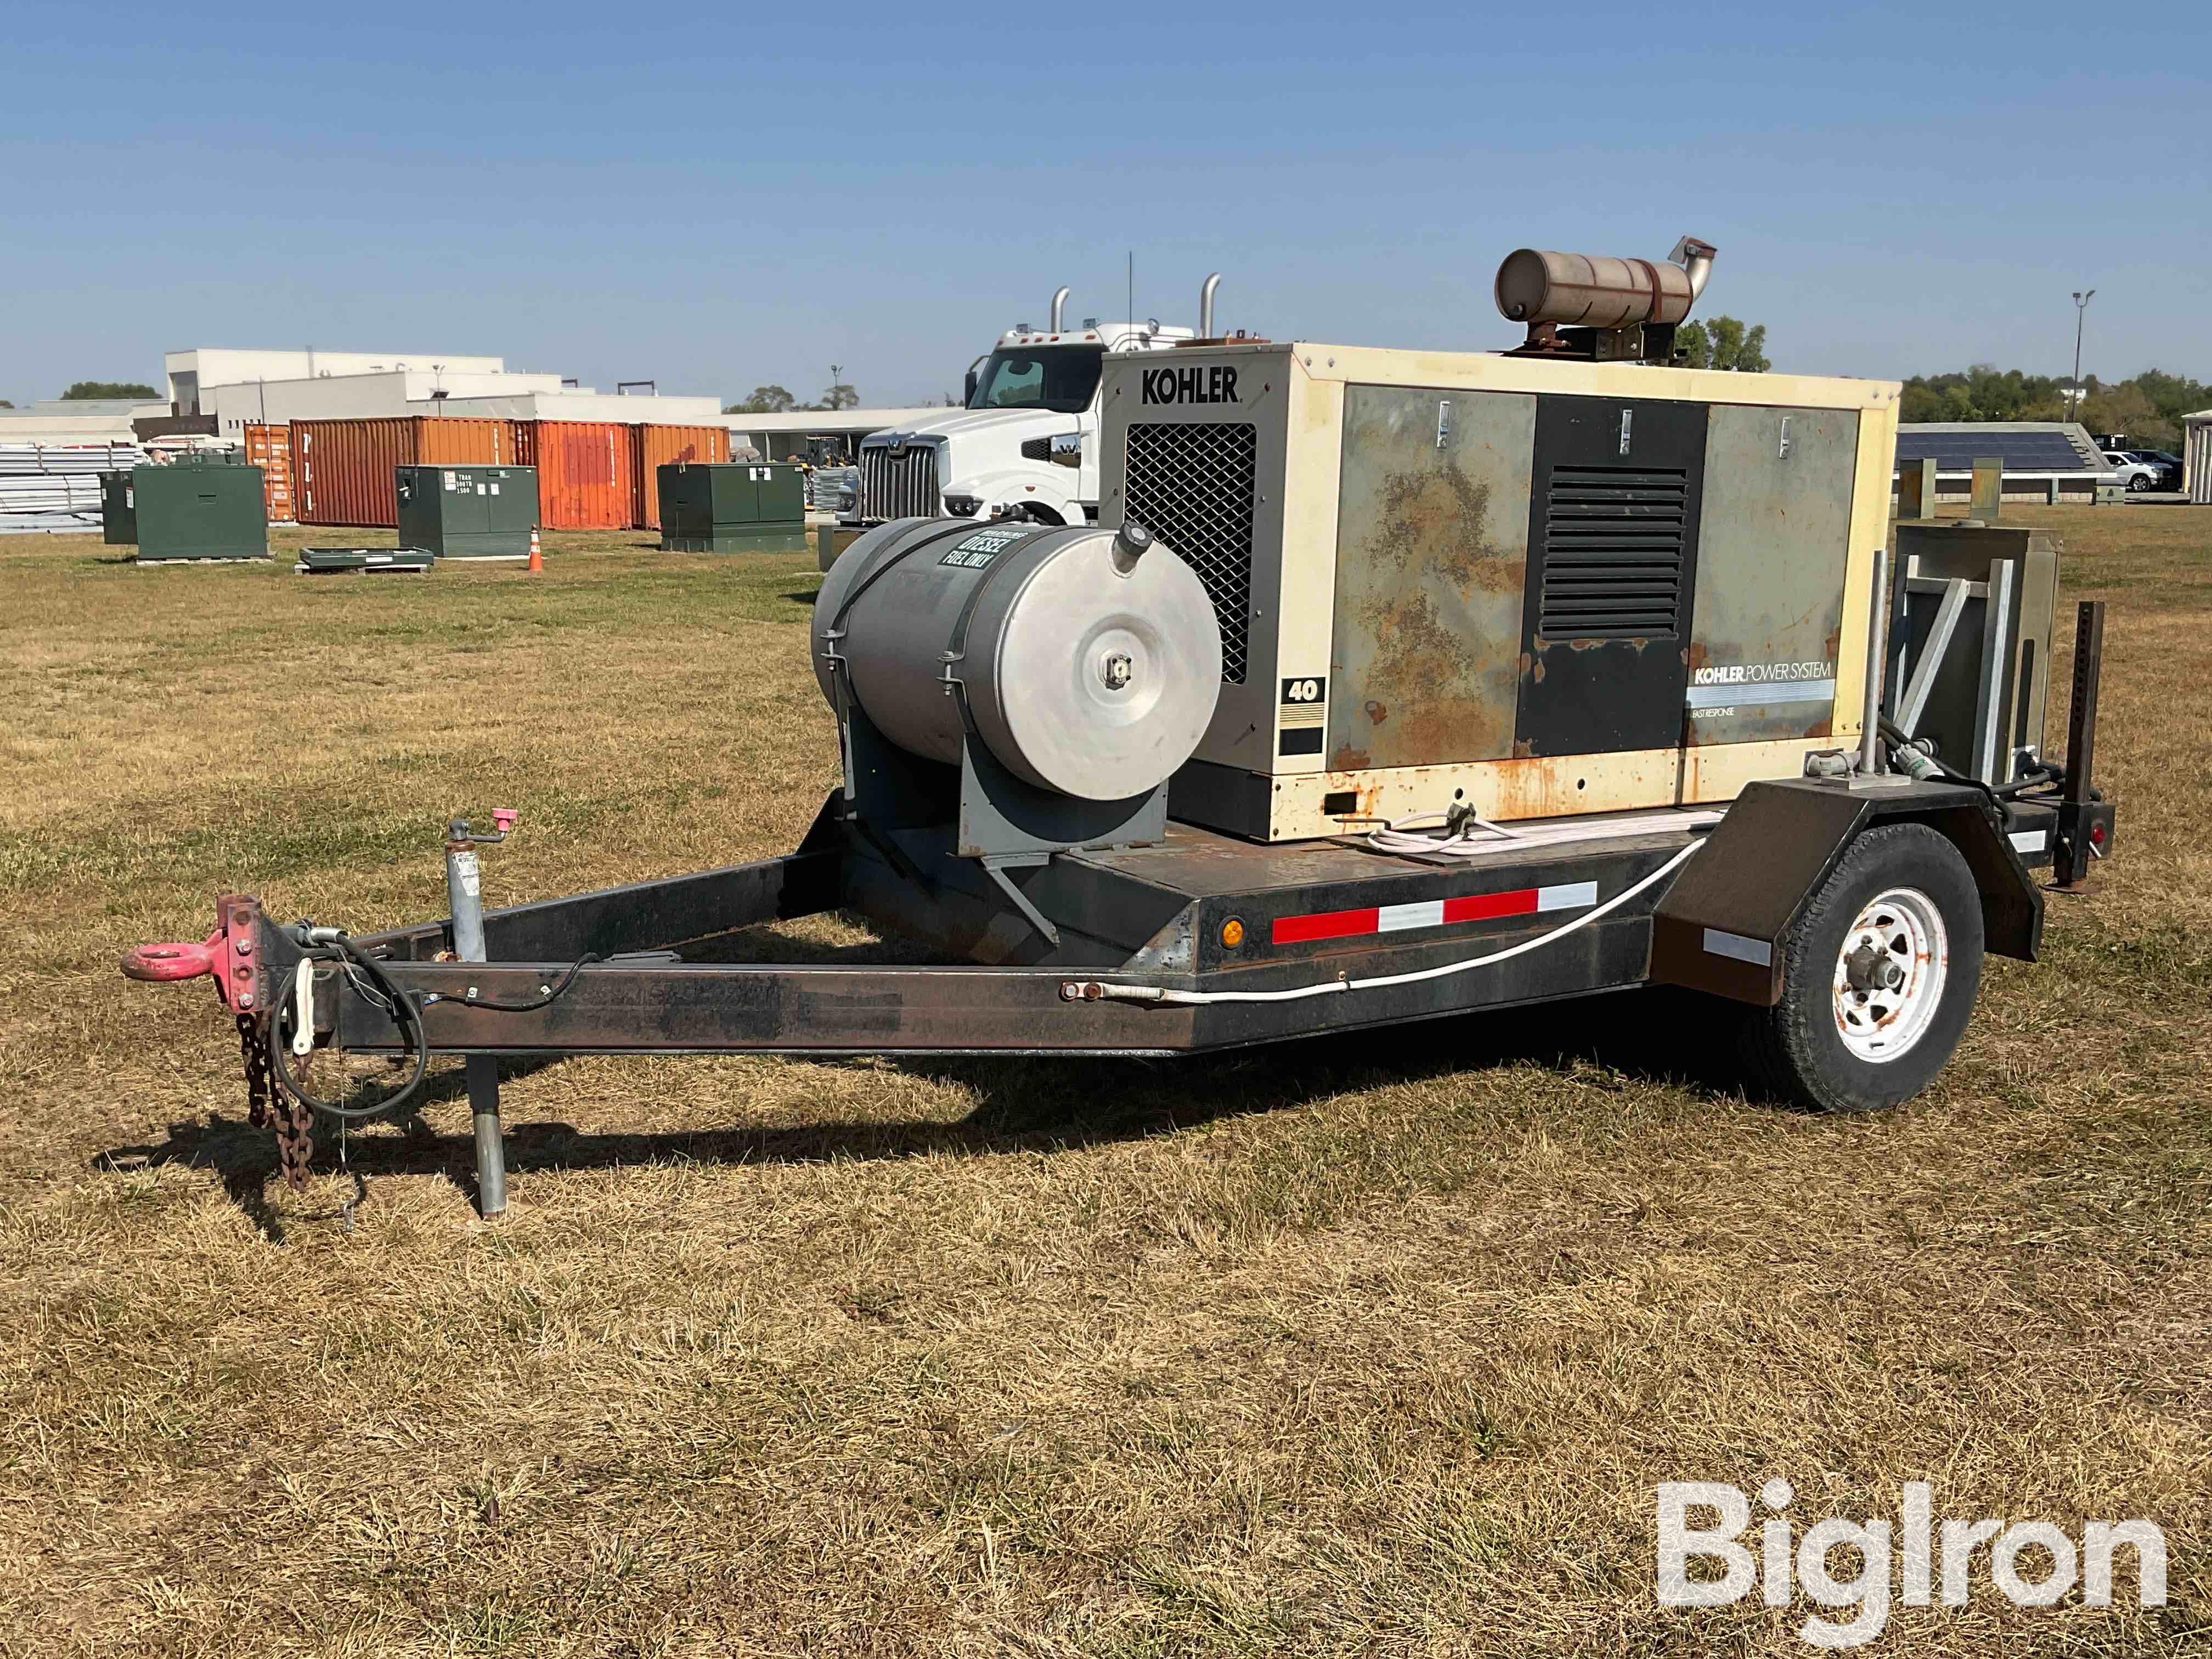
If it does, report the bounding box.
[967,346,1104,414]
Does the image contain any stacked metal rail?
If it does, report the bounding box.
[0,442,144,533]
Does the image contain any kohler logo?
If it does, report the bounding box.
[1141,365,1239,406]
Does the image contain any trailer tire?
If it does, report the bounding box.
[1739,823,1985,1113]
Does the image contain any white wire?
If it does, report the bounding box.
[1080,836,1705,1007]
[1362,808,1521,858]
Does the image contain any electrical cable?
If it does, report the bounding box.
[440,954,602,1013]
[268,934,428,1121]
[1878,715,2002,806]
[1077,834,1705,1007]
[267,935,603,1121]
[1363,809,1521,857]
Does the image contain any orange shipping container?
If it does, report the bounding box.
[630,424,732,528]
[242,424,295,523]
[291,417,519,527]
[516,421,636,530]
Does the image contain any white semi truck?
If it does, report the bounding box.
[843,276,1231,528]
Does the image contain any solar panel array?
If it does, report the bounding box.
[1894,430,2096,472]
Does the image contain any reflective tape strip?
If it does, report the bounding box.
[1684,678,1836,709]
[2009,828,2048,854]
[1702,928,1773,967]
[1275,882,1596,945]
[1538,880,1599,912]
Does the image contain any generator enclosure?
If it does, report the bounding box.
[658,462,806,552]
[121,463,268,562]
[1098,343,1900,839]
[1889,522,2059,785]
[394,465,539,560]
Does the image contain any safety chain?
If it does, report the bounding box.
[239,1002,316,1191]
[236,1009,272,1129]
[273,1056,317,1193]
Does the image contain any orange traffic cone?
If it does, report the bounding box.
[526,526,543,574]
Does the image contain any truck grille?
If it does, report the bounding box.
[858,445,939,521]
[1122,421,1257,683]
[1537,465,1688,639]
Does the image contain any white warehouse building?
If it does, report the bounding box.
[165,349,505,417]
[168,347,724,433]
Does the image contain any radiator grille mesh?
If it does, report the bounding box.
[1122,421,1257,682]
[1538,465,1688,639]
[858,445,939,521]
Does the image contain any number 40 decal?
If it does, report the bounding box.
[1280,676,1326,703]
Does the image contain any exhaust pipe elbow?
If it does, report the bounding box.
[1199,272,1221,340]
[1049,285,1070,332]
[1669,236,1718,306]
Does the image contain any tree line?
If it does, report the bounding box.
[724,383,860,414]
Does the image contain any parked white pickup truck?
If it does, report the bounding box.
[843,278,1233,528]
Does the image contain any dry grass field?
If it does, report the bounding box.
[2,508,2208,1656]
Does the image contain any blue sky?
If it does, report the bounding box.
[7,2,2208,408]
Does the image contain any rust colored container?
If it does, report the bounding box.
[630,424,732,528]
[517,421,636,529]
[242,424,295,522]
[291,417,518,527]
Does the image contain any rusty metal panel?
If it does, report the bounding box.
[1684,404,1860,749]
[1326,385,1534,769]
[416,417,516,468]
[242,423,294,522]
[518,421,635,529]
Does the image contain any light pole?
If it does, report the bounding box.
[2069,291,2095,424]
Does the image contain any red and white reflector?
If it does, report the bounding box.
[1272,881,1598,946]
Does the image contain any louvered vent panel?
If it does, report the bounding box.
[1122,421,1257,682]
[1538,465,1688,639]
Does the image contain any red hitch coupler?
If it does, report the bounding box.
[120,894,263,1012]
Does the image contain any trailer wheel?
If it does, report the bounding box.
[1740,823,1985,1113]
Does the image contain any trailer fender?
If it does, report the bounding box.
[1649,777,2042,1006]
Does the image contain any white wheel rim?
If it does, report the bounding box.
[1831,887,1949,1063]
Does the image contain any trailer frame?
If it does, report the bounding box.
[119,601,2111,1216]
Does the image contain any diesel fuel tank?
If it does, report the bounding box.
[812,517,1222,802]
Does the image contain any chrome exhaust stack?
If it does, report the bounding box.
[1198,272,1221,340]
[1049,286,1070,332]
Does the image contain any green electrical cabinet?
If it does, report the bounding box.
[100,472,137,545]
[125,464,268,562]
[395,465,539,560]
[657,462,808,552]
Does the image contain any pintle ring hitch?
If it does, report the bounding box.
[121,894,264,1011]
[120,933,223,983]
